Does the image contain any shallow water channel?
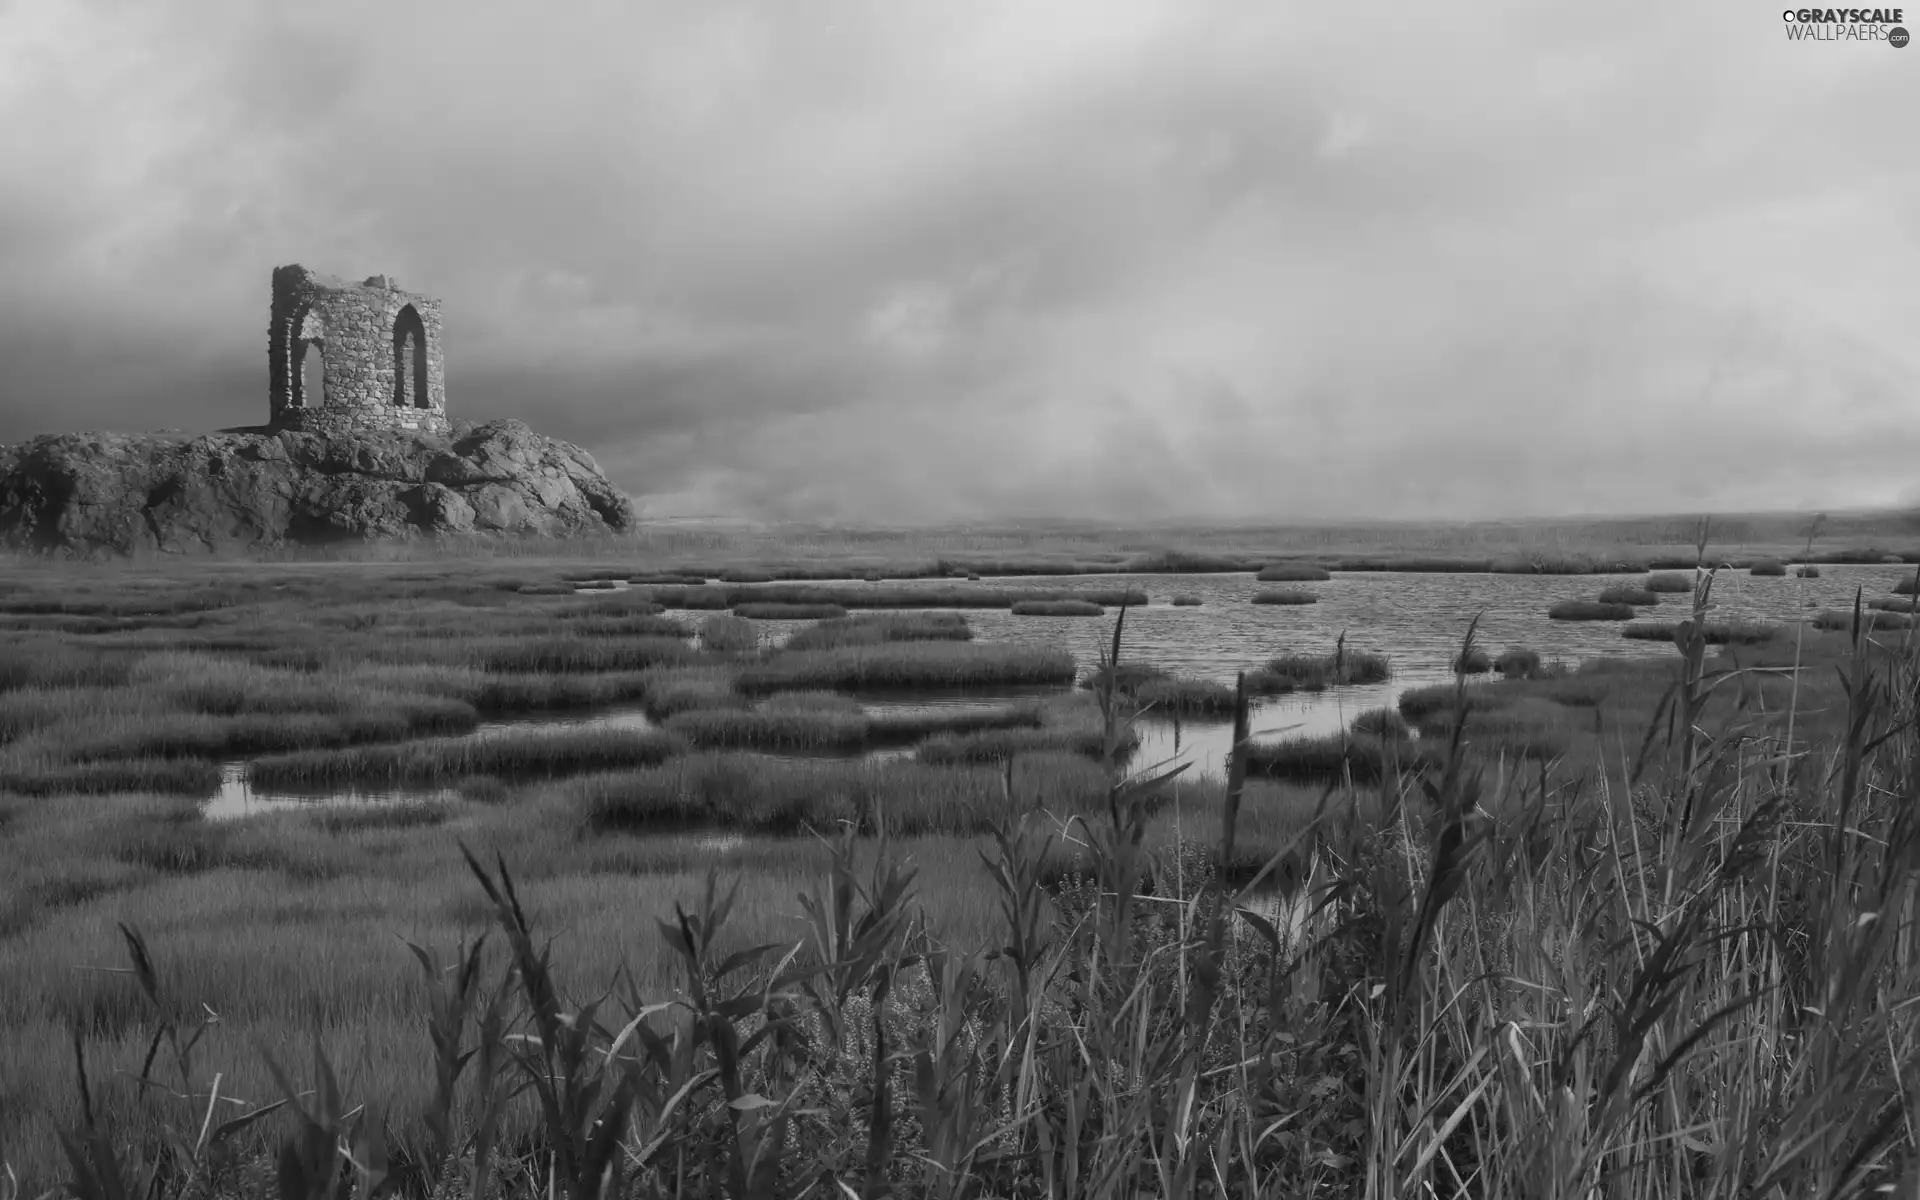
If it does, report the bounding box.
[205,564,1906,820]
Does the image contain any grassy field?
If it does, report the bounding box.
[4,539,1920,1196]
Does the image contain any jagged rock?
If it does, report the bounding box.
[0,419,635,557]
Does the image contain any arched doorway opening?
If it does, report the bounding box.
[393,304,429,408]
[294,338,325,407]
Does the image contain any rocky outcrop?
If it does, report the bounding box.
[0,419,636,556]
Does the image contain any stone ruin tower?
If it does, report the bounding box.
[268,264,450,436]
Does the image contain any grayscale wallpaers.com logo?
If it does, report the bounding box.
[1782,7,1910,43]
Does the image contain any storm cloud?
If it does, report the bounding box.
[1,0,1914,521]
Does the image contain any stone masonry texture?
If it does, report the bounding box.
[269,264,451,436]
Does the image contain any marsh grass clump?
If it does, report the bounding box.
[1248,647,1391,692]
[1332,555,1494,572]
[1794,564,1822,578]
[663,687,1009,754]
[1009,600,1104,616]
[755,689,865,715]
[731,602,850,621]
[1869,597,1920,613]
[575,748,1107,837]
[0,643,131,692]
[556,590,670,616]
[916,725,1132,765]
[1749,558,1787,576]
[572,755,837,834]
[1494,646,1542,679]
[1533,675,1608,706]
[735,642,1076,693]
[560,569,635,583]
[1396,681,1512,721]
[1412,707,1572,762]
[471,670,654,713]
[1350,707,1411,739]
[1251,589,1318,605]
[863,703,1046,744]
[14,703,478,765]
[1079,662,1170,693]
[554,614,689,639]
[1548,600,1635,621]
[1170,595,1202,606]
[1077,665,1235,716]
[0,757,221,796]
[1131,676,1238,717]
[663,707,869,751]
[782,612,972,651]
[1124,550,1261,573]
[1621,621,1677,641]
[1452,647,1491,675]
[1646,570,1694,593]
[1815,608,1915,632]
[626,573,710,586]
[310,801,452,835]
[1597,585,1659,606]
[479,635,700,674]
[249,726,685,788]
[1893,572,1920,596]
[1255,563,1332,582]
[698,614,760,654]
[1622,620,1781,645]
[648,582,1145,611]
[646,584,734,610]
[637,665,744,718]
[1069,588,1151,607]
[1243,733,1420,783]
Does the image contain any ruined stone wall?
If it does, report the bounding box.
[267,264,451,436]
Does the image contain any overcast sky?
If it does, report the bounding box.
[0,1,1914,522]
